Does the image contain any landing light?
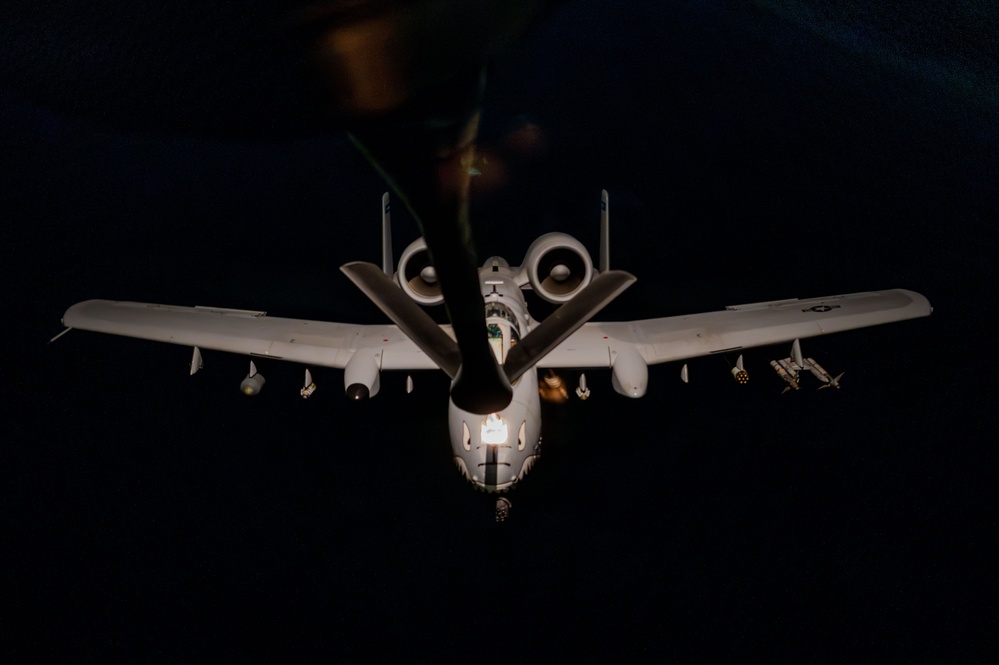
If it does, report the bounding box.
[481,413,509,445]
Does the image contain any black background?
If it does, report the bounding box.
[3,1,997,659]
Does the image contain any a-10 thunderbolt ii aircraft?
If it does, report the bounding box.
[57,191,932,520]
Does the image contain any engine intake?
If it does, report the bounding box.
[520,233,594,303]
[397,238,443,306]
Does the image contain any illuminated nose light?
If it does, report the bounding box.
[480,413,509,445]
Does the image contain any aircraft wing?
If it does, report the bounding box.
[538,289,931,368]
[61,299,442,371]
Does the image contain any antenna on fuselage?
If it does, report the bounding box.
[599,189,610,273]
[381,192,394,276]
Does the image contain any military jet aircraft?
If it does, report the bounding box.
[57,191,932,520]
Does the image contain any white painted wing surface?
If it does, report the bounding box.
[539,289,931,368]
[62,300,442,371]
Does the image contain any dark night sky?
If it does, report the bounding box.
[3,0,997,659]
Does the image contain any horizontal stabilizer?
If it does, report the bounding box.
[504,270,636,383]
[340,262,461,379]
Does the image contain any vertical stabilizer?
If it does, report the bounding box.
[599,189,610,273]
[381,192,394,276]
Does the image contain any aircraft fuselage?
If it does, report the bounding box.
[448,257,542,492]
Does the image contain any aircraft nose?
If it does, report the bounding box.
[450,381,539,492]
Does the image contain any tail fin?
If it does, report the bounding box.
[599,189,610,273]
[381,192,394,276]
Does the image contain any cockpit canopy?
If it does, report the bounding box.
[485,301,520,364]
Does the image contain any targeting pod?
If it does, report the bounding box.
[240,360,265,396]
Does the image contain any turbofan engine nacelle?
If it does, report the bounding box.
[520,232,594,304]
[397,238,443,306]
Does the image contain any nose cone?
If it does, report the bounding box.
[449,373,540,492]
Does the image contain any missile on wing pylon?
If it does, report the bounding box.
[576,373,590,400]
[806,358,844,390]
[770,359,799,394]
[777,358,798,375]
[300,368,317,399]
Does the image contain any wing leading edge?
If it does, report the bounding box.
[61,299,439,371]
[62,289,931,376]
[539,289,931,368]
